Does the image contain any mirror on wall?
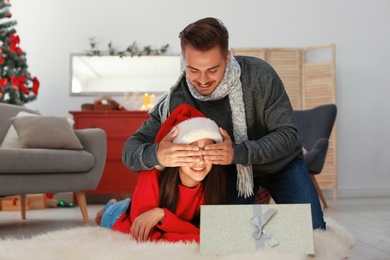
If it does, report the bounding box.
[70,54,183,96]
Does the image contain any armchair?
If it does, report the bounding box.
[294,104,337,208]
[0,103,106,223]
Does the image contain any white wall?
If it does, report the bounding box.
[11,0,390,198]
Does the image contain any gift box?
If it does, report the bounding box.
[200,204,315,256]
[1,196,31,211]
[28,194,47,209]
[1,194,47,211]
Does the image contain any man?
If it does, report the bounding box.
[123,17,325,229]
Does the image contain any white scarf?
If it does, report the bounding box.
[161,55,254,198]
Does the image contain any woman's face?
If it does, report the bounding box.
[179,138,214,187]
[182,45,230,97]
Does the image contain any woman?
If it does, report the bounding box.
[95,104,227,243]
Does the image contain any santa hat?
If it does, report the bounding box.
[155,104,222,144]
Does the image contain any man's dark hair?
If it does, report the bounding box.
[179,17,229,58]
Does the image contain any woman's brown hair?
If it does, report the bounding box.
[123,165,226,221]
[159,165,226,213]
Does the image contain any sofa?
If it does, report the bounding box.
[0,103,106,223]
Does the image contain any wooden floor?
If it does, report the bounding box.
[1,197,389,259]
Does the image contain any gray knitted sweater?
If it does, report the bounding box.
[122,56,303,177]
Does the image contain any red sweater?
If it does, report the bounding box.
[112,169,204,242]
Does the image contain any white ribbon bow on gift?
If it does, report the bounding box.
[250,208,279,248]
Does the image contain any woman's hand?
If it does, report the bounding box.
[130,208,165,241]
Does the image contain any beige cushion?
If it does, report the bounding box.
[1,112,74,148]
[10,116,83,150]
[1,112,38,148]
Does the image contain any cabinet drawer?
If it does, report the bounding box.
[94,162,139,194]
[106,139,127,160]
[77,117,147,137]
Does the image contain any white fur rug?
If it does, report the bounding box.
[0,218,355,260]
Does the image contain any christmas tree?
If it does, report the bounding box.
[0,0,39,105]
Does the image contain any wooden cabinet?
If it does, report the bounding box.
[69,110,150,195]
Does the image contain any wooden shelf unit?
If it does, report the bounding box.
[69,110,150,195]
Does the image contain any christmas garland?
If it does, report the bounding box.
[86,37,169,57]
